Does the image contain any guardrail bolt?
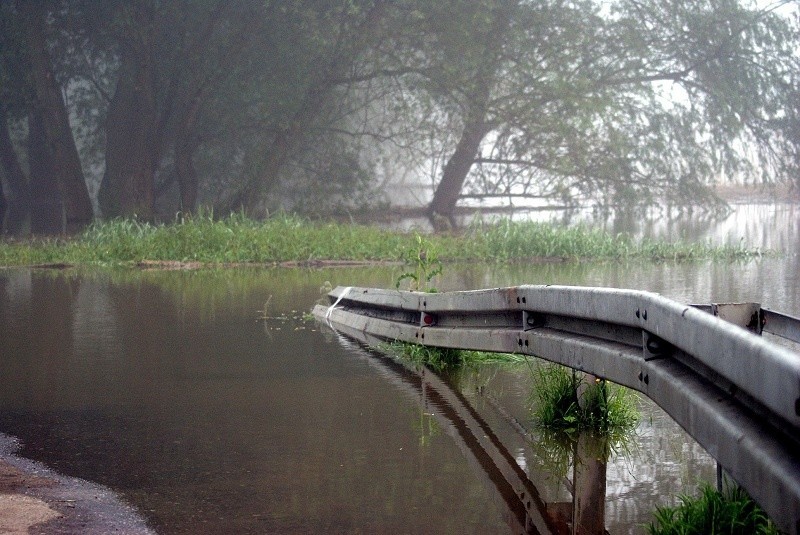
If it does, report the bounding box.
[645,333,670,358]
[523,311,544,330]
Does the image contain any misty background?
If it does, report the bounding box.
[1,0,798,234]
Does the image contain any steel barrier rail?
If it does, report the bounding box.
[312,285,800,535]
[763,308,800,344]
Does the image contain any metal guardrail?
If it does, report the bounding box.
[763,308,800,345]
[313,285,800,535]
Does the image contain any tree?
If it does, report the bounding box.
[96,0,263,217]
[3,0,796,232]
[223,0,401,215]
[414,0,799,227]
[96,0,158,219]
[17,0,93,231]
[0,108,29,234]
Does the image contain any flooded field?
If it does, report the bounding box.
[0,202,797,533]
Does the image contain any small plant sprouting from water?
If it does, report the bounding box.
[395,233,443,292]
[529,363,639,435]
[647,483,779,535]
[413,406,442,448]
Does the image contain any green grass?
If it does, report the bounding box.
[529,363,639,435]
[383,340,526,371]
[647,483,779,535]
[474,218,765,262]
[0,212,769,266]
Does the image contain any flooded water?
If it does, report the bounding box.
[0,202,798,534]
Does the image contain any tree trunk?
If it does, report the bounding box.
[426,0,516,230]
[0,173,5,234]
[175,137,199,214]
[28,110,64,234]
[0,109,31,234]
[231,86,330,216]
[18,0,93,232]
[175,98,202,213]
[428,117,491,229]
[99,1,158,220]
[230,2,389,215]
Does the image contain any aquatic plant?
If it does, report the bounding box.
[529,363,639,434]
[384,340,525,372]
[0,213,770,267]
[395,233,443,292]
[647,483,778,535]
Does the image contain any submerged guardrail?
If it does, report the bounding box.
[313,285,800,535]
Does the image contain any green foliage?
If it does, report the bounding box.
[0,215,770,267]
[647,483,779,535]
[474,218,631,260]
[3,0,799,229]
[384,340,525,372]
[386,341,464,371]
[395,233,443,291]
[529,363,639,435]
[469,218,765,261]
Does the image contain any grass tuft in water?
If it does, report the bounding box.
[647,483,779,535]
[384,340,526,371]
[529,363,639,435]
[0,213,769,266]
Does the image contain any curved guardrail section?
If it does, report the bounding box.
[312,285,800,535]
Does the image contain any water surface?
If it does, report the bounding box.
[0,203,797,534]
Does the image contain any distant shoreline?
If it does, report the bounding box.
[340,182,800,226]
[712,182,799,204]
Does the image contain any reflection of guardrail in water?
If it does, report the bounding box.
[323,328,560,534]
[313,285,800,535]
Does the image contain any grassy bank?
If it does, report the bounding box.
[0,213,766,266]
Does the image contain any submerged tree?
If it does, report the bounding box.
[413,0,799,227]
[0,0,797,233]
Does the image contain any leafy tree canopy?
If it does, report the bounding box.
[0,0,797,233]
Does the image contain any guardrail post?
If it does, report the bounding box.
[712,303,764,334]
[573,433,607,535]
